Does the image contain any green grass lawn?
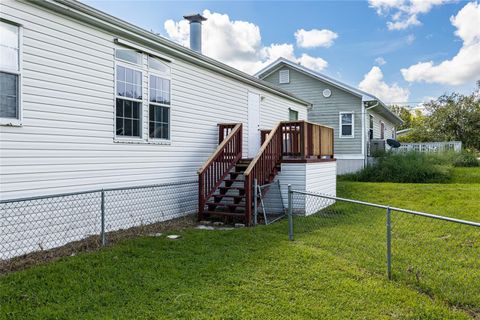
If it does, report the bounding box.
[451,166,480,184]
[0,168,479,319]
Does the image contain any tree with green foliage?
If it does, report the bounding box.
[396,93,480,151]
[390,105,414,130]
[425,93,480,151]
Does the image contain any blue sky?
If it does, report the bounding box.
[84,0,480,106]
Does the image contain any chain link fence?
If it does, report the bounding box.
[287,187,480,308]
[0,181,197,270]
[254,180,285,225]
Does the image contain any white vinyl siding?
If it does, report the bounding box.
[0,0,308,199]
[276,161,337,215]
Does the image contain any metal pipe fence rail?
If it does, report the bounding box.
[0,181,197,263]
[287,186,480,308]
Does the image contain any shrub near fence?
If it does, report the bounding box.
[0,181,197,262]
[287,187,480,309]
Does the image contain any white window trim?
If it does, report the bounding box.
[115,38,173,63]
[113,60,144,142]
[147,68,172,143]
[339,111,354,138]
[380,120,385,140]
[0,20,23,127]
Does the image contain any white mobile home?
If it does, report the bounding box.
[0,0,336,257]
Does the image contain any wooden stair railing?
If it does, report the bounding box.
[243,122,283,225]
[198,123,243,220]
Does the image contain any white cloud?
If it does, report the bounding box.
[294,28,338,48]
[359,66,410,104]
[260,43,296,61]
[298,54,328,72]
[163,10,329,74]
[401,2,480,85]
[369,0,450,30]
[375,57,387,65]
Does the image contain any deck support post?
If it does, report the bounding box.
[245,174,252,226]
[253,178,258,226]
[198,173,205,221]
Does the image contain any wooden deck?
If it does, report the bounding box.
[198,121,334,225]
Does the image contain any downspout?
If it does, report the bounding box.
[364,101,379,165]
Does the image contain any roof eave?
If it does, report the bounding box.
[33,0,310,107]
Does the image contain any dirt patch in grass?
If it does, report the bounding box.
[0,215,195,275]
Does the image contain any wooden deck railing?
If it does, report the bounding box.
[218,123,238,144]
[197,123,243,220]
[281,121,334,159]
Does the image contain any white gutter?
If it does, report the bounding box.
[365,101,380,111]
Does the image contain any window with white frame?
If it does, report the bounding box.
[289,108,298,121]
[368,115,374,140]
[114,49,172,141]
[380,121,385,139]
[115,62,142,137]
[148,56,171,140]
[0,21,21,122]
[339,112,354,138]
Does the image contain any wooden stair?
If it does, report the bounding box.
[202,159,282,223]
[203,159,251,220]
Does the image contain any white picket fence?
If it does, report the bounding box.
[394,141,462,153]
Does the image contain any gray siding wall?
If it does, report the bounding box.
[263,67,363,155]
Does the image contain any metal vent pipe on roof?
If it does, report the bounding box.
[183,13,207,53]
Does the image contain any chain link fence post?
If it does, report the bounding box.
[386,206,392,280]
[288,184,293,241]
[253,178,258,227]
[101,189,106,246]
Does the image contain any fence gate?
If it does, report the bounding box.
[254,180,285,225]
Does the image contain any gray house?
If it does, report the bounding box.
[256,58,403,174]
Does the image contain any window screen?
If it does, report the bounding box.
[340,113,353,137]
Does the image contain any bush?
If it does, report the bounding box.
[451,151,479,167]
[341,152,452,183]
